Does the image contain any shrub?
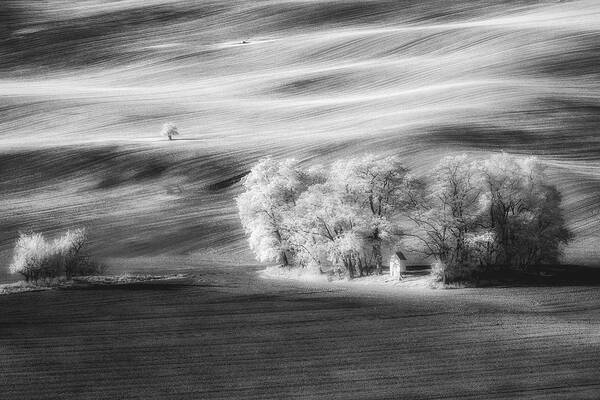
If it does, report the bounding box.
[53,228,87,278]
[9,232,54,282]
[431,261,477,284]
[69,259,108,277]
[9,228,103,283]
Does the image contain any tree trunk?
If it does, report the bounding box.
[372,242,383,275]
[274,229,289,266]
[280,251,289,266]
[344,257,354,279]
[168,134,172,140]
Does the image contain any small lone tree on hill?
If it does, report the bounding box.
[161,122,179,141]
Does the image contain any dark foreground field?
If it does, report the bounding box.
[1,258,599,399]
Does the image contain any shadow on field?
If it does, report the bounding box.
[475,265,600,288]
[424,124,600,160]
[404,264,600,288]
[205,171,250,191]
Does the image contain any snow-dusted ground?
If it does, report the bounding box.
[259,265,438,291]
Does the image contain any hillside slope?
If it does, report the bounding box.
[0,0,598,266]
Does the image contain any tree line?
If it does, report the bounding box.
[237,153,572,282]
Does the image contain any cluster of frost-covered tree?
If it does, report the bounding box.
[406,153,572,282]
[238,153,572,282]
[237,155,418,278]
[10,228,105,283]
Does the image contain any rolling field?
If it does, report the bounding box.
[1,1,600,398]
[1,258,600,399]
[0,0,599,263]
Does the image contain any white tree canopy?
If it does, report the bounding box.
[161,122,179,139]
[407,152,572,281]
[238,152,571,282]
[236,157,303,265]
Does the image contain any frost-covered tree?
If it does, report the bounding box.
[161,122,179,140]
[329,155,418,274]
[409,152,572,282]
[237,158,304,265]
[279,155,418,278]
[54,228,87,279]
[9,228,92,282]
[238,152,571,282]
[289,182,363,277]
[407,154,487,281]
[239,155,422,278]
[9,232,51,282]
[480,153,572,268]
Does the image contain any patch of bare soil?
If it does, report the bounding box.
[1,258,599,399]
